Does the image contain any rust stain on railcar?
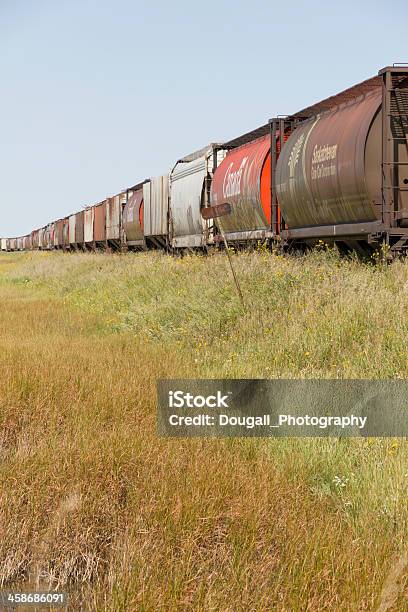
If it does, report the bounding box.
[56,220,64,247]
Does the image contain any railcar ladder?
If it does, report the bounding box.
[380,65,408,230]
[269,116,305,237]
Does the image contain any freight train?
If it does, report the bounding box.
[2,65,408,257]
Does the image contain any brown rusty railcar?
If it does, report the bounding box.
[75,211,85,247]
[94,202,106,247]
[274,66,408,255]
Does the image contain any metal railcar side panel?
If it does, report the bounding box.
[170,156,206,248]
[84,208,95,243]
[75,211,84,245]
[211,136,272,234]
[106,196,121,241]
[143,176,169,238]
[63,218,69,247]
[69,215,76,244]
[276,91,382,228]
[123,189,144,243]
[94,202,106,243]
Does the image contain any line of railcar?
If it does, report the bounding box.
[2,66,408,257]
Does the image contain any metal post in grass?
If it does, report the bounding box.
[201,203,244,307]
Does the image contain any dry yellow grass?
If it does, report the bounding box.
[0,249,407,610]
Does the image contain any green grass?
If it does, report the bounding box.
[0,249,407,610]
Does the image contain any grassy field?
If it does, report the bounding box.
[0,248,407,610]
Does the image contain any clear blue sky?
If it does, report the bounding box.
[1,0,406,236]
